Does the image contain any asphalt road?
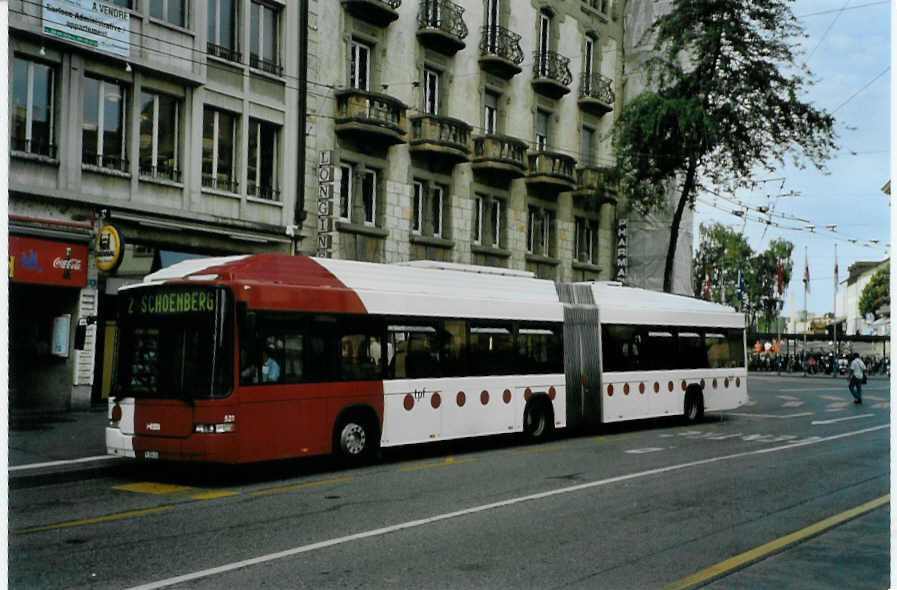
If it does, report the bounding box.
[9,375,890,589]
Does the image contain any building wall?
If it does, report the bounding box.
[304,0,627,283]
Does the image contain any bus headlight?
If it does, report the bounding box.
[194,423,235,434]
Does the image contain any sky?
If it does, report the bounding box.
[691,0,891,317]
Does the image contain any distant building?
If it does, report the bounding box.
[841,258,889,336]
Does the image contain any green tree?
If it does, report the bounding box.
[615,0,836,293]
[692,222,753,303]
[859,266,890,319]
[748,238,794,330]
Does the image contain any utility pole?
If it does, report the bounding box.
[832,243,838,378]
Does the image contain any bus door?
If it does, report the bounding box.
[562,304,602,428]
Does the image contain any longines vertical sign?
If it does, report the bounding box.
[615,219,628,282]
[317,150,334,257]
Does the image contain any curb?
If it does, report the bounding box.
[9,457,132,489]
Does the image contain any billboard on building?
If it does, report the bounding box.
[42,0,131,58]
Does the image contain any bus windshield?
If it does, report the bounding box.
[114,285,233,399]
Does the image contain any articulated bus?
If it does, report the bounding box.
[106,254,747,463]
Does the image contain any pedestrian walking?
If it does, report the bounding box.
[848,352,867,404]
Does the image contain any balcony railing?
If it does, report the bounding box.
[335,88,408,145]
[574,166,617,208]
[249,183,281,202]
[472,134,527,180]
[202,174,240,194]
[82,152,129,173]
[250,54,283,77]
[11,136,57,159]
[532,50,572,98]
[526,150,576,194]
[341,0,402,26]
[579,71,615,113]
[410,114,472,162]
[417,0,468,54]
[478,25,523,77]
[139,163,182,183]
[207,42,241,64]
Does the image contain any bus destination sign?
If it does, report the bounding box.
[125,288,216,316]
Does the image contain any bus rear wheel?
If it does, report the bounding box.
[683,389,704,424]
[524,399,553,442]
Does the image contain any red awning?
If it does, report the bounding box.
[9,236,88,287]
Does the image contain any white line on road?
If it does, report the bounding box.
[725,412,814,419]
[9,455,117,472]
[126,423,889,590]
[812,414,874,425]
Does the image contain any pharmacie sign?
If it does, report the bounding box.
[9,236,88,287]
[42,0,131,58]
[615,219,628,282]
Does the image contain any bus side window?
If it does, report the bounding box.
[283,333,304,383]
[388,325,439,379]
[339,332,383,381]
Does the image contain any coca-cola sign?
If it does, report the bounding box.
[9,236,88,287]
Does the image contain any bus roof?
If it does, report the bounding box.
[141,254,564,322]
[584,282,744,328]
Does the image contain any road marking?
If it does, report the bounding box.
[400,456,476,471]
[871,402,889,409]
[725,412,813,419]
[812,414,874,425]
[776,395,800,401]
[249,476,354,496]
[15,506,174,535]
[192,491,240,500]
[625,448,666,454]
[115,482,194,495]
[509,444,568,456]
[781,401,804,408]
[9,455,118,472]
[125,423,889,590]
[658,495,890,590]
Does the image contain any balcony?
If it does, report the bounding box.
[250,54,283,77]
[334,88,408,147]
[578,72,615,115]
[478,25,524,78]
[410,114,472,164]
[525,151,576,194]
[207,42,241,64]
[341,0,401,26]
[572,165,617,209]
[417,0,468,55]
[472,134,527,182]
[532,50,572,99]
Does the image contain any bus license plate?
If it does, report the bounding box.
[144,451,159,459]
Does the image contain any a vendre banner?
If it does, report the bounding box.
[9,236,88,287]
[42,0,130,58]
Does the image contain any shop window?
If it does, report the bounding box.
[11,57,56,157]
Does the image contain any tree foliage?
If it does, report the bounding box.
[693,223,793,329]
[858,266,890,319]
[614,0,836,292]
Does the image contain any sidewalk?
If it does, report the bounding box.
[7,406,127,486]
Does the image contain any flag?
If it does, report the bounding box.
[833,247,839,292]
[776,258,784,296]
[719,270,726,305]
[736,268,744,300]
[803,259,810,294]
[703,267,711,300]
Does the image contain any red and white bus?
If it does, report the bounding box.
[106,254,747,463]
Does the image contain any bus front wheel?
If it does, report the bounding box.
[334,415,377,462]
